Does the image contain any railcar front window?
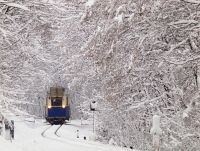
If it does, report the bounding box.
[51,97,62,106]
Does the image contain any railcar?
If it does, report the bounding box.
[45,87,70,124]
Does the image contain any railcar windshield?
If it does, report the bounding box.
[51,97,62,106]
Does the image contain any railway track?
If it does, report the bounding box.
[41,124,63,138]
[54,124,63,137]
[41,125,52,137]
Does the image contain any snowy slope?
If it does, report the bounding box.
[0,111,139,151]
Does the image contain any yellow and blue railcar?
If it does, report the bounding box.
[45,87,70,124]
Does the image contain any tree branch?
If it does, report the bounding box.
[0,1,30,11]
[181,0,200,4]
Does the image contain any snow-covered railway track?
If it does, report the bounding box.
[54,124,63,137]
[41,125,63,138]
[41,125,53,137]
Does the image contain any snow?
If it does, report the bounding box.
[182,0,200,4]
[182,104,192,119]
[6,3,29,11]
[0,27,7,36]
[108,138,117,146]
[1,0,200,149]
[86,0,96,7]
[0,1,29,11]
[114,14,123,23]
[168,20,198,25]
[0,111,137,151]
[150,115,162,135]
[127,93,166,110]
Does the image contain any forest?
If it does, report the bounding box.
[0,0,200,150]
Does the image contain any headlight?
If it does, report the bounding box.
[48,105,51,109]
[62,105,66,108]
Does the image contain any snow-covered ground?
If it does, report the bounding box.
[0,111,138,151]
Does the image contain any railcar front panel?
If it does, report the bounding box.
[48,107,66,117]
[45,87,70,124]
[46,106,70,124]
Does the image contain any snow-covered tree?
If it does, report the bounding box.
[82,0,200,150]
[0,0,94,118]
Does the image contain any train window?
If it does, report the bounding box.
[51,97,62,106]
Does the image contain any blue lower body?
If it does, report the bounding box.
[46,106,70,124]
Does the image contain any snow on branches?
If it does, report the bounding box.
[0,1,29,11]
[81,0,200,150]
[0,0,90,118]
